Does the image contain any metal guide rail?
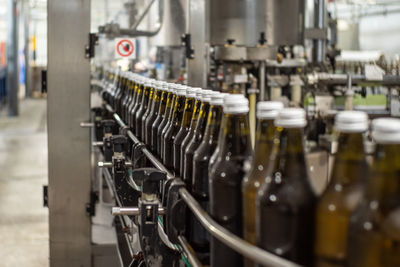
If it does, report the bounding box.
[103,103,301,267]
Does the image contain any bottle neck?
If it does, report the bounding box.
[141,87,151,106]
[172,95,186,125]
[151,90,162,111]
[158,91,169,115]
[203,105,223,143]
[272,127,307,180]
[219,112,251,157]
[182,97,195,128]
[189,100,202,130]
[194,101,210,135]
[366,143,400,203]
[253,118,275,166]
[331,132,366,184]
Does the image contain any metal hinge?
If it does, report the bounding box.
[41,70,47,93]
[85,33,99,59]
[181,33,194,59]
[86,191,98,216]
[43,185,48,207]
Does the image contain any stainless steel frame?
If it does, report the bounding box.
[47,0,92,266]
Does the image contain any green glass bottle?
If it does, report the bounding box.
[130,78,144,135]
[242,101,283,267]
[209,95,252,267]
[314,111,369,267]
[141,81,155,141]
[135,81,152,141]
[257,108,317,266]
[151,83,169,155]
[145,81,163,147]
[158,84,175,158]
[347,118,400,267]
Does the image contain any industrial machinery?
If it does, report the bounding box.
[46,0,400,266]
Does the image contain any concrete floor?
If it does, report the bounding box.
[0,99,49,267]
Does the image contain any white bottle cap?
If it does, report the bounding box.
[165,83,174,93]
[275,108,307,128]
[195,88,203,100]
[211,93,228,106]
[335,111,368,133]
[223,94,249,114]
[257,101,284,119]
[201,89,215,102]
[175,85,187,96]
[372,118,400,144]
[186,87,198,98]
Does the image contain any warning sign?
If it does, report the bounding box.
[115,38,136,59]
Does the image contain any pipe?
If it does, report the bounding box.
[130,0,157,30]
[7,0,19,116]
[259,61,266,100]
[177,236,202,267]
[312,0,327,64]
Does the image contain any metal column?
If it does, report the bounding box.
[47,0,92,266]
[6,0,19,116]
[312,0,327,64]
[23,0,30,97]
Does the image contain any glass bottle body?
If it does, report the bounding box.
[145,88,161,146]
[209,112,252,267]
[257,127,317,266]
[314,133,368,267]
[153,91,170,156]
[135,85,151,141]
[158,93,176,159]
[141,87,155,141]
[173,97,196,176]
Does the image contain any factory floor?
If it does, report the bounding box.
[0,99,49,267]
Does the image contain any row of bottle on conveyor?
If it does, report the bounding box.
[100,70,400,267]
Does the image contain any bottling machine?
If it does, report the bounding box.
[46,0,400,266]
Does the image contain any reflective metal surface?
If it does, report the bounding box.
[47,0,91,266]
[153,0,187,46]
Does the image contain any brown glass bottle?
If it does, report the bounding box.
[347,118,400,267]
[314,111,369,267]
[173,88,197,176]
[135,82,152,141]
[163,86,187,171]
[158,87,176,159]
[209,95,252,267]
[153,85,171,156]
[141,83,155,141]
[183,90,213,190]
[257,108,317,266]
[127,77,139,128]
[130,79,144,134]
[242,101,283,267]
[121,76,132,121]
[145,83,163,148]
[189,93,224,260]
[180,90,203,176]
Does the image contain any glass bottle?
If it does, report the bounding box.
[153,84,171,156]
[347,118,400,267]
[180,89,203,176]
[183,90,214,190]
[242,101,283,267]
[173,87,198,177]
[121,74,132,121]
[257,108,317,266]
[127,75,139,128]
[145,81,164,149]
[209,95,252,267]
[163,86,187,170]
[141,81,155,141]
[314,111,369,267]
[130,78,144,134]
[189,92,225,262]
[135,81,152,141]
[158,85,176,159]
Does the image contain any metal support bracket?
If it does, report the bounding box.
[182,34,194,59]
[85,33,99,58]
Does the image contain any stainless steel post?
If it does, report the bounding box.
[23,0,30,97]
[6,0,19,116]
[259,60,266,100]
[47,0,91,266]
[312,0,327,64]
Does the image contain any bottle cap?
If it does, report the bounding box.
[210,93,227,106]
[165,83,174,93]
[275,108,307,128]
[176,85,187,96]
[186,87,198,98]
[257,101,284,119]
[223,94,249,114]
[195,88,203,100]
[335,111,368,133]
[201,89,215,102]
[372,118,400,144]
